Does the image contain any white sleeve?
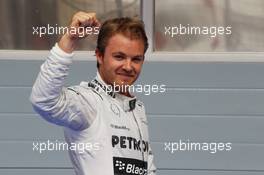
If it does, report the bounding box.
[148,145,157,175]
[30,43,96,131]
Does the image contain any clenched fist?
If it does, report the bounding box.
[58,12,100,53]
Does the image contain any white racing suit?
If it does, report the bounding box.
[30,43,157,175]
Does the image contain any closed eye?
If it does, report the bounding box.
[113,54,125,60]
[132,56,144,63]
[112,52,126,60]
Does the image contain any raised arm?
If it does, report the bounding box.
[30,12,100,131]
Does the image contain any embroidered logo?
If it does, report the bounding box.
[110,103,120,116]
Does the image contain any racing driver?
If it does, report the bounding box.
[30,11,157,175]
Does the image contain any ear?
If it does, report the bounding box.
[95,48,104,66]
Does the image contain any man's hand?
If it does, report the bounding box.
[58,12,100,53]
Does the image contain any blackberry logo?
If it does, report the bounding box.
[115,160,126,170]
[113,157,148,175]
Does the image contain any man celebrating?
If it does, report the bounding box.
[30,12,156,175]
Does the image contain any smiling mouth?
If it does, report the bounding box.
[117,73,134,77]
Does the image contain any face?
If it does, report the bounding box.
[96,34,145,95]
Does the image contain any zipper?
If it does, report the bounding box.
[131,110,145,162]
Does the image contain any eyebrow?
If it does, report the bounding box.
[112,52,144,58]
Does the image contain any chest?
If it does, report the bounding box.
[99,99,150,150]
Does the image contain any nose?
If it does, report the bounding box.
[123,59,133,72]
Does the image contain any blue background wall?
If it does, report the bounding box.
[0,59,264,174]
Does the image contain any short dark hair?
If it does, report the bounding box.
[96,17,148,68]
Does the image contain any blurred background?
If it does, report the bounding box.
[0,0,140,50]
[155,0,264,52]
[0,0,264,52]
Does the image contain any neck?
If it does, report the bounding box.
[118,89,132,97]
